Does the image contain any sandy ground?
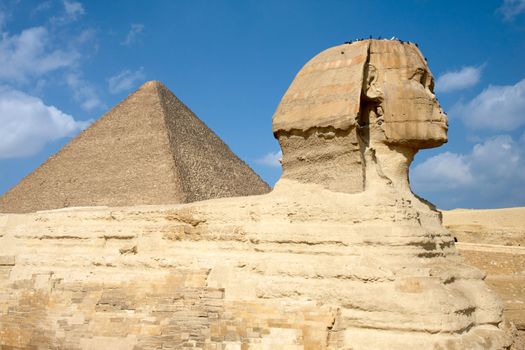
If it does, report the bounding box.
[443,207,525,341]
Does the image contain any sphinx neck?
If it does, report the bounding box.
[365,142,417,195]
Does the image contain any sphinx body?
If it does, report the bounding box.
[0,40,518,349]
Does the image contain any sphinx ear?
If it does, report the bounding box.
[364,64,383,102]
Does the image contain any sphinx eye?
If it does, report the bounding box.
[411,68,426,87]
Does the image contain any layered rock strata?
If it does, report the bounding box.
[0,185,516,349]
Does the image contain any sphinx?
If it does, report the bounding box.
[0,40,518,349]
[273,39,447,195]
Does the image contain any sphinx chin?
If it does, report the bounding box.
[384,122,448,149]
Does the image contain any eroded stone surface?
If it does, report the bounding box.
[0,185,517,349]
[272,40,448,195]
[0,40,518,349]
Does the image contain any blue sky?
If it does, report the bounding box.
[1,0,524,209]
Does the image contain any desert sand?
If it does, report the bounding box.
[443,207,525,344]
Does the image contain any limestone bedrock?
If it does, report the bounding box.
[0,40,519,349]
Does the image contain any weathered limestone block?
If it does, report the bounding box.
[0,255,15,266]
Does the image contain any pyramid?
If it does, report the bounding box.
[0,81,270,213]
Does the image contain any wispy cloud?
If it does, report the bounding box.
[50,0,85,25]
[498,0,525,21]
[63,0,85,21]
[0,26,79,83]
[74,28,96,44]
[0,86,90,158]
[108,67,146,94]
[0,0,100,160]
[412,152,474,191]
[31,1,52,17]
[256,151,282,167]
[121,23,144,46]
[65,72,105,111]
[450,78,525,131]
[411,135,525,208]
[435,65,482,93]
[0,2,104,115]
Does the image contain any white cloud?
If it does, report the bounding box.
[435,66,482,93]
[65,73,105,111]
[51,0,85,24]
[411,152,474,191]
[0,26,79,83]
[107,68,146,94]
[0,12,103,116]
[0,86,90,158]
[63,0,85,21]
[74,28,96,44]
[31,1,52,17]
[498,0,525,21]
[256,151,282,167]
[451,78,525,131]
[411,135,525,208]
[121,23,144,46]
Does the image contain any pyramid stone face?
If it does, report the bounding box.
[0,81,269,213]
[156,84,269,203]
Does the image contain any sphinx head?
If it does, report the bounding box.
[363,40,448,148]
[272,40,447,193]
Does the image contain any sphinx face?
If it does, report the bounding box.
[369,41,448,148]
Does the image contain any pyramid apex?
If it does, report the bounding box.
[139,80,166,90]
